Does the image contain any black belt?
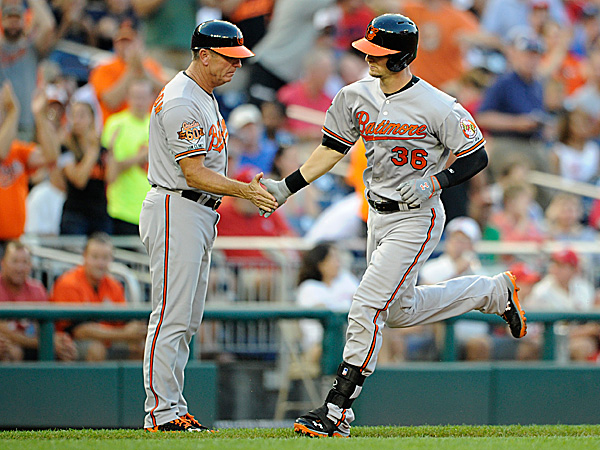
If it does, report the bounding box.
[367,198,420,213]
[152,185,221,210]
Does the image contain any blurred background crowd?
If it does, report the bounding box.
[1,0,600,367]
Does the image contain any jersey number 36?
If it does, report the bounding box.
[391,146,428,170]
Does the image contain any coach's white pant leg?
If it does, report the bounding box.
[175,247,213,417]
[385,273,509,328]
[141,193,215,429]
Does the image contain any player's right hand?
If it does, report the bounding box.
[259,178,292,218]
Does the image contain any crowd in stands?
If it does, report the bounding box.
[1,0,600,364]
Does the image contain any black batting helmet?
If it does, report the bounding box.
[191,20,254,58]
[352,14,418,72]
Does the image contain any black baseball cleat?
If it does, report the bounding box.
[294,405,349,438]
[501,271,527,338]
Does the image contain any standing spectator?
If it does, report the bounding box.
[103,78,153,236]
[0,82,60,249]
[570,4,600,59]
[0,240,76,361]
[539,20,587,96]
[59,101,112,235]
[565,36,600,129]
[50,233,147,361]
[131,0,198,71]
[0,0,56,140]
[401,0,480,90]
[296,242,358,362]
[277,49,335,141]
[88,23,166,125]
[92,0,139,51]
[247,0,335,104]
[221,0,275,50]
[476,30,550,206]
[480,0,568,43]
[50,0,96,47]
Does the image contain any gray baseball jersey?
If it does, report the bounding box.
[140,71,225,429]
[323,76,485,203]
[319,77,512,431]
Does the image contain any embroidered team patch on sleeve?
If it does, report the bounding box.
[459,118,479,140]
[177,120,205,145]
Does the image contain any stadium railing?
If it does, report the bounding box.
[1,304,599,371]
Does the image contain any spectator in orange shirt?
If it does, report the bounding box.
[0,81,60,251]
[0,240,77,361]
[401,0,481,90]
[88,23,166,124]
[50,232,147,361]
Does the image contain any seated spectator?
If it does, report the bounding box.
[276,48,335,141]
[216,167,297,301]
[419,217,491,361]
[489,183,546,243]
[59,101,112,235]
[508,261,543,361]
[0,240,76,361]
[103,78,153,236]
[50,233,147,361]
[526,249,598,362]
[296,242,358,363]
[228,103,278,174]
[0,81,60,249]
[88,23,166,124]
[549,107,600,184]
[545,193,598,242]
[0,0,56,140]
[267,144,321,236]
[259,100,295,149]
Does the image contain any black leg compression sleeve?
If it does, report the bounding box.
[325,362,366,409]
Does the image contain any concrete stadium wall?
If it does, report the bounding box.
[0,361,217,429]
[1,362,599,428]
[353,362,600,426]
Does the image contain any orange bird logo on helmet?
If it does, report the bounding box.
[237,36,243,45]
[366,25,379,41]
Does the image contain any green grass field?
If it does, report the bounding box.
[2,425,600,450]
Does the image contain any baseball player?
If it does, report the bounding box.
[140,20,277,432]
[260,14,527,438]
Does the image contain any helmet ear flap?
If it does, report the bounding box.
[386,51,417,72]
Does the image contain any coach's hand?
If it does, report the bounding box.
[244,173,278,212]
[397,176,438,207]
[259,178,292,218]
